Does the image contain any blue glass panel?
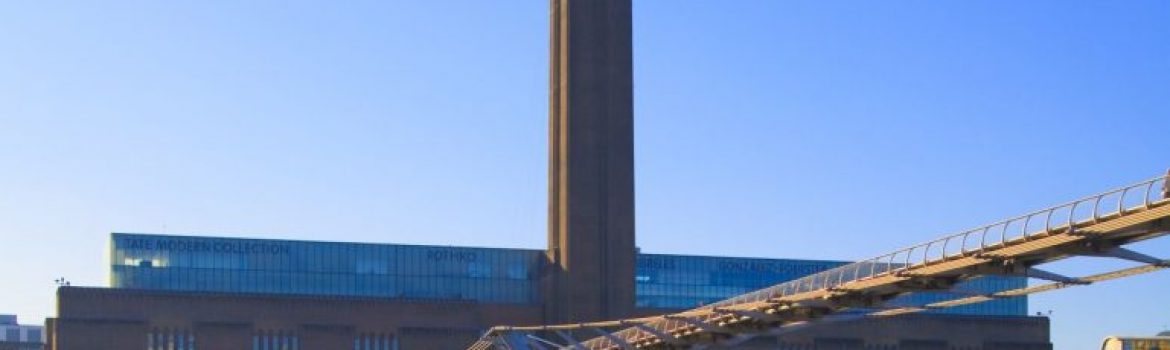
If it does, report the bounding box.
[111,233,543,304]
[633,253,1026,316]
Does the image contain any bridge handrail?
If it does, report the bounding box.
[713,174,1168,306]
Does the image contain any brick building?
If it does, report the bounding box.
[47,1,1052,349]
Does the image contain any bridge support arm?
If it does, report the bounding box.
[1024,267,1086,284]
[631,324,682,346]
[664,315,734,334]
[1087,247,1169,267]
[554,331,586,350]
[712,307,782,322]
[590,329,634,350]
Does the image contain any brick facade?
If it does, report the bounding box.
[50,287,1050,350]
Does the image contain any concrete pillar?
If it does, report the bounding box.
[545,0,636,324]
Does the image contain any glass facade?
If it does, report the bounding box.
[888,276,1027,315]
[635,254,847,309]
[634,253,1027,316]
[111,233,542,304]
[111,233,1026,316]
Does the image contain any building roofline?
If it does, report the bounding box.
[57,286,531,306]
[112,232,859,264]
[111,232,545,253]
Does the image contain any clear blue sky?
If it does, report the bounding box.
[1,1,1168,347]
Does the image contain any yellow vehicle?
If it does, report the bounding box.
[1102,336,1170,350]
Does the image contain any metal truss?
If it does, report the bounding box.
[470,170,1170,350]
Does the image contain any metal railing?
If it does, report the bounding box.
[711,174,1168,307]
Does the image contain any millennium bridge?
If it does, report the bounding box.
[471,170,1170,350]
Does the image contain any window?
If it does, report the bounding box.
[253,330,297,350]
[468,262,491,278]
[505,264,527,280]
[147,329,192,350]
[6,328,19,342]
[27,329,41,343]
[354,334,392,350]
[357,260,388,274]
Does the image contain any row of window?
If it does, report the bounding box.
[636,254,846,287]
[112,234,540,278]
[353,334,396,350]
[144,330,399,350]
[0,326,42,343]
[147,329,194,350]
[114,267,537,303]
[635,276,1027,315]
[252,331,298,350]
[887,277,1028,316]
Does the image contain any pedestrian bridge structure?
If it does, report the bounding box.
[469,171,1170,350]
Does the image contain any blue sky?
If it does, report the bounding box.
[1,1,1168,347]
